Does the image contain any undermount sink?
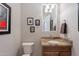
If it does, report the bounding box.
[41,37,72,46]
[48,40,71,45]
[48,40,60,44]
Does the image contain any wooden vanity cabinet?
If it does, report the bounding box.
[42,46,72,56]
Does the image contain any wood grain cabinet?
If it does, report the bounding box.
[40,37,72,56]
[42,46,72,56]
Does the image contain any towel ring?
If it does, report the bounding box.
[64,19,66,23]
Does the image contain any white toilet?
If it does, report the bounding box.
[22,42,34,56]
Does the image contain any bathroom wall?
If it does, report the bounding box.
[0,3,78,56]
[0,3,21,56]
[60,3,79,55]
[21,3,60,55]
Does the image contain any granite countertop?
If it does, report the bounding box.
[40,37,72,46]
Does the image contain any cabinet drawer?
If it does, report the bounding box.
[42,52,59,56]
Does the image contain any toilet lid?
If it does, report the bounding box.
[22,54,30,56]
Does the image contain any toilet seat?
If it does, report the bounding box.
[22,54,30,56]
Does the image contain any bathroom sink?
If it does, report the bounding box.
[41,37,72,46]
[48,40,71,46]
[48,40,60,44]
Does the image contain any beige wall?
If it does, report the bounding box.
[60,3,79,55]
[0,3,21,56]
[21,3,59,55]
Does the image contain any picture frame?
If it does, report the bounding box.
[35,19,40,26]
[27,17,34,25]
[0,3,11,34]
[30,26,35,33]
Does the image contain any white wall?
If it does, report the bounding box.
[21,3,42,56]
[21,3,59,56]
[60,3,79,56]
[0,3,21,56]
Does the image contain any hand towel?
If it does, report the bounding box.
[60,23,67,34]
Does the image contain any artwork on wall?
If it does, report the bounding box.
[30,26,35,33]
[78,3,79,31]
[27,17,40,33]
[0,3,11,34]
[27,17,34,25]
[35,19,40,26]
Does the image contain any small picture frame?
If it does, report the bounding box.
[35,19,40,26]
[30,26,35,33]
[27,17,34,25]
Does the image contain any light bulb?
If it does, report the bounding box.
[51,4,55,9]
[44,4,49,13]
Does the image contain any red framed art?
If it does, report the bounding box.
[0,3,11,34]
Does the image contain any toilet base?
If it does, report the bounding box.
[22,54,31,56]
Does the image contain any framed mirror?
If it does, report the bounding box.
[0,3,11,34]
[42,4,58,32]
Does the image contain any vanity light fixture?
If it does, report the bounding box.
[45,5,49,13]
[44,4,56,13]
[49,4,55,13]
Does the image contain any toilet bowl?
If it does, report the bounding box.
[22,42,34,56]
[22,54,30,56]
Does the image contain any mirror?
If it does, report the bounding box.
[42,4,58,32]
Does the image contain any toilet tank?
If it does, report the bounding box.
[22,42,34,54]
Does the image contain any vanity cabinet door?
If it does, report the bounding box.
[42,52,59,56]
[59,51,71,56]
[42,46,72,56]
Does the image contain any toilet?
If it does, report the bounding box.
[22,42,34,56]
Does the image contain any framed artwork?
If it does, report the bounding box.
[0,3,11,34]
[27,17,34,25]
[30,26,35,33]
[35,19,40,26]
